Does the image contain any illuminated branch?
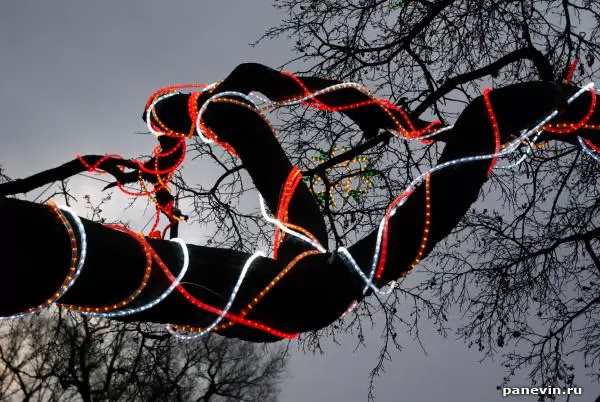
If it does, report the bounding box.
[1,64,598,343]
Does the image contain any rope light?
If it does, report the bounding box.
[1,203,86,320]
[7,70,598,341]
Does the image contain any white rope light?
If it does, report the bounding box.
[168,251,265,339]
[81,238,189,318]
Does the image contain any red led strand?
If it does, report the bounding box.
[196,116,240,157]
[161,222,173,239]
[78,85,202,237]
[273,167,302,259]
[374,189,415,280]
[149,207,161,236]
[483,88,501,176]
[187,91,201,128]
[547,123,600,131]
[564,58,579,85]
[77,154,125,173]
[281,71,442,141]
[106,225,297,339]
[543,88,597,134]
[584,138,600,153]
[281,71,341,111]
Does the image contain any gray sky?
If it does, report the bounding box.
[0,1,598,401]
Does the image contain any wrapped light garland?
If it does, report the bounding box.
[7,70,598,341]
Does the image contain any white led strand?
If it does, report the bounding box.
[147,83,218,137]
[0,205,87,320]
[495,134,541,170]
[146,92,178,137]
[389,83,595,216]
[578,136,600,162]
[57,205,88,294]
[168,251,265,339]
[258,195,327,253]
[389,124,454,141]
[341,301,359,317]
[338,247,396,295]
[81,238,189,318]
[258,81,376,112]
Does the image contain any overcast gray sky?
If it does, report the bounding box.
[0,1,598,401]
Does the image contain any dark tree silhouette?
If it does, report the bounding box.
[0,311,287,401]
[254,0,600,393]
[0,3,600,396]
[0,62,598,339]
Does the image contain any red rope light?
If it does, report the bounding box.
[544,88,597,134]
[483,88,501,176]
[563,58,579,85]
[273,167,302,259]
[373,189,415,280]
[105,224,299,339]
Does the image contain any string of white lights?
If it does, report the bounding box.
[257,81,376,112]
[59,205,88,292]
[494,130,545,170]
[258,195,327,253]
[338,247,397,295]
[147,83,218,137]
[167,251,265,339]
[389,125,454,141]
[146,92,178,137]
[81,238,190,318]
[578,136,600,162]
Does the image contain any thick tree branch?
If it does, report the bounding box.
[413,46,555,118]
[1,64,598,343]
[0,156,139,197]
